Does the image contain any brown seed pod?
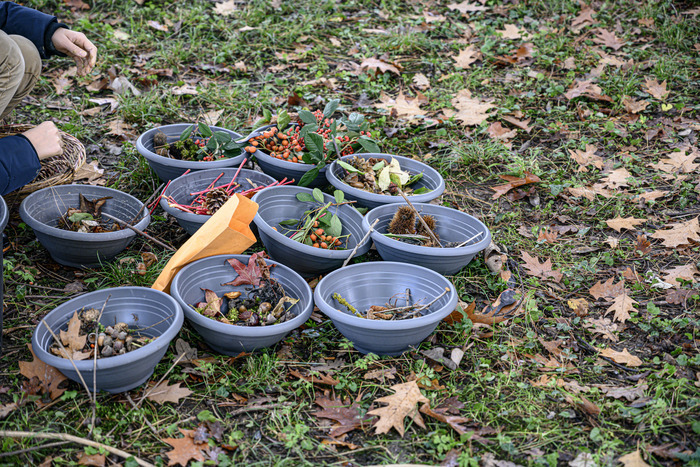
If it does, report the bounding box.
[259,302,272,314]
[388,206,416,235]
[225,291,242,299]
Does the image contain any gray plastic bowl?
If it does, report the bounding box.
[170,254,313,355]
[0,196,7,353]
[251,186,371,277]
[32,287,184,393]
[19,185,150,268]
[160,168,275,235]
[314,262,457,356]
[136,124,247,181]
[363,203,491,275]
[327,153,445,209]
[247,125,328,188]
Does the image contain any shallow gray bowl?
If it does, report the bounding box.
[326,153,445,209]
[32,287,183,393]
[251,186,371,277]
[314,262,457,356]
[160,168,275,235]
[19,185,150,268]
[170,254,313,355]
[363,203,491,275]
[136,124,246,181]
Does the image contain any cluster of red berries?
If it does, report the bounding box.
[307,221,343,249]
[192,137,218,161]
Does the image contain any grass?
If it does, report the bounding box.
[1,0,699,465]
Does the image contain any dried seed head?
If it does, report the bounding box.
[388,206,416,235]
[81,308,100,323]
[153,131,168,147]
[114,322,128,333]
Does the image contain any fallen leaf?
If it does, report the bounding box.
[601,167,632,189]
[635,235,651,255]
[496,24,522,40]
[313,395,372,438]
[375,90,428,120]
[450,89,495,126]
[147,20,168,32]
[223,252,268,287]
[0,402,18,420]
[583,317,618,342]
[567,298,589,317]
[447,1,488,15]
[146,380,193,404]
[74,160,104,184]
[64,0,90,10]
[162,429,207,466]
[367,380,428,436]
[171,84,198,95]
[622,97,649,114]
[618,450,650,467]
[595,383,647,401]
[650,149,699,174]
[568,145,603,172]
[571,6,596,32]
[288,369,339,386]
[569,452,596,467]
[487,122,517,142]
[423,11,446,23]
[593,28,625,50]
[490,172,540,199]
[636,190,668,202]
[537,227,559,244]
[650,217,700,248]
[60,311,87,352]
[564,80,611,101]
[643,78,670,99]
[412,73,430,90]
[606,216,646,232]
[661,264,699,287]
[665,288,696,304]
[452,44,481,68]
[53,76,72,95]
[77,453,106,466]
[420,403,472,435]
[589,278,625,300]
[363,366,397,382]
[213,0,236,16]
[360,57,401,75]
[502,115,532,133]
[521,251,563,283]
[606,290,637,323]
[19,344,68,401]
[598,347,643,367]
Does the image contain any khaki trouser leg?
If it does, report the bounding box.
[0,31,41,121]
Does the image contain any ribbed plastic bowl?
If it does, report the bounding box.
[32,287,183,393]
[327,153,445,209]
[160,168,275,235]
[314,262,457,356]
[136,124,247,181]
[251,186,371,277]
[170,254,313,355]
[0,196,7,353]
[363,203,491,275]
[19,185,150,268]
[246,125,328,188]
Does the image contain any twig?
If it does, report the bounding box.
[218,402,293,415]
[342,218,378,268]
[0,431,155,467]
[101,213,176,252]
[40,320,92,401]
[384,233,430,241]
[125,394,159,436]
[131,314,174,332]
[403,287,450,318]
[397,191,443,248]
[91,295,112,435]
[130,182,164,225]
[0,441,69,458]
[455,231,485,248]
[135,353,186,408]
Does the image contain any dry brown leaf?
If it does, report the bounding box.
[73,160,104,184]
[313,395,372,438]
[490,172,540,199]
[606,216,646,232]
[502,115,532,133]
[589,278,625,300]
[635,235,652,255]
[601,168,632,189]
[606,290,637,323]
[497,24,522,39]
[571,6,596,31]
[567,298,589,317]
[521,251,563,283]
[537,228,558,244]
[450,89,495,126]
[367,380,428,436]
[162,429,207,466]
[598,347,643,367]
[593,28,625,50]
[618,450,651,467]
[213,0,236,16]
[447,1,488,15]
[363,366,397,382]
[77,453,106,466]
[661,264,699,288]
[595,383,647,401]
[0,402,18,420]
[643,78,670,99]
[486,122,516,141]
[636,190,668,202]
[423,11,446,23]
[650,149,699,174]
[360,57,401,75]
[583,317,619,342]
[60,311,87,352]
[375,90,428,120]
[568,145,603,172]
[19,344,68,401]
[567,186,612,201]
[622,97,649,114]
[564,80,612,101]
[666,288,696,305]
[412,73,430,90]
[650,217,700,248]
[452,44,481,68]
[145,380,193,404]
[419,403,471,435]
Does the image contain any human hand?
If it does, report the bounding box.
[22,122,63,160]
[51,28,97,76]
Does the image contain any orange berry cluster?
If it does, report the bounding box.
[309,220,342,249]
[245,125,305,163]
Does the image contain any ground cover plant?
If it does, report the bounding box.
[0,0,698,465]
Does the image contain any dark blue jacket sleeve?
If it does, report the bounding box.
[0,135,41,195]
[0,1,62,58]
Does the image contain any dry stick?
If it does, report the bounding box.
[135,353,186,409]
[0,440,70,458]
[402,287,451,318]
[130,182,164,225]
[90,295,112,435]
[125,394,159,436]
[40,320,92,401]
[455,231,485,248]
[342,218,379,268]
[398,191,443,248]
[101,213,176,252]
[0,431,155,467]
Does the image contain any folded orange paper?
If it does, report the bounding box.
[152,194,258,293]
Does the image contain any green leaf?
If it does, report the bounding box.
[406,173,423,186]
[318,214,331,225]
[179,124,194,141]
[323,99,340,118]
[278,219,299,226]
[68,212,94,223]
[299,123,318,138]
[299,110,316,124]
[334,190,345,203]
[357,136,381,154]
[372,160,386,171]
[312,188,325,203]
[413,187,431,195]
[197,410,218,423]
[304,132,325,157]
[337,160,362,173]
[355,206,368,215]
[327,214,343,237]
[277,110,291,131]
[298,167,320,187]
[213,131,231,144]
[296,192,315,203]
[198,122,213,138]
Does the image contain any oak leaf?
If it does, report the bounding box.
[568,144,603,172]
[583,317,619,342]
[606,290,637,323]
[450,89,495,126]
[367,380,428,436]
[661,264,698,288]
[564,80,611,101]
[622,97,649,114]
[520,251,563,283]
[490,172,540,199]
[313,395,372,438]
[593,28,625,50]
[635,190,667,202]
[18,344,68,401]
[643,78,669,99]
[571,6,596,31]
[360,57,401,76]
[486,122,516,141]
[213,0,236,16]
[618,450,651,467]
[598,347,642,367]
[567,298,589,317]
[162,429,207,466]
[419,403,471,435]
[60,311,87,353]
[447,1,488,15]
[496,24,522,40]
[650,149,699,174]
[145,380,193,404]
[501,115,531,133]
[452,44,481,68]
[589,278,624,300]
[412,73,430,90]
[375,90,427,120]
[601,167,632,189]
[650,217,700,248]
[595,383,647,401]
[606,216,646,232]
[77,453,106,466]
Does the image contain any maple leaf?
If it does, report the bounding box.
[447,1,488,15]
[496,24,522,39]
[313,395,372,438]
[18,344,68,401]
[650,217,700,248]
[367,380,428,436]
[452,44,481,68]
[490,172,540,199]
[589,278,624,300]
[622,97,649,114]
[605,216,646,232]
[618,450,650,467]
[59,311,87,353]
[643,77,669,99]
[449,89,495,126]
[650,149,699,174]
[661,264,699,288]
[605,290,637,323]
[374,90,428,120]
[412,73,430,90]
[162,429,207,466]
[568,144,603,172]
[223,252,268,287]
[146,380,193,404]
[571,6,596,31]
[598,347,642,367]
[360,57,401,76]
[593,28,625,50]
[601,167,632,189]
[564,80,611,101]
[520,251,563,283]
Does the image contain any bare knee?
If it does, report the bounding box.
[0,33,25,89]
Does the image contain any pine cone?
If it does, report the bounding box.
[203,188,230,215]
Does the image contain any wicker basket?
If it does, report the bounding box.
[0,124,86,200]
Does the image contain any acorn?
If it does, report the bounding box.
[247,313,260,326]
[117,331,128,341]
[103,336,113,348]
[101,345,114,357]
[125,335,134,350]
[259,302,272,314]
[114,322,128,333]
[87,333,97,345]
[97,333,106,347]
[105,326,114,335]
[113,340,124,352]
